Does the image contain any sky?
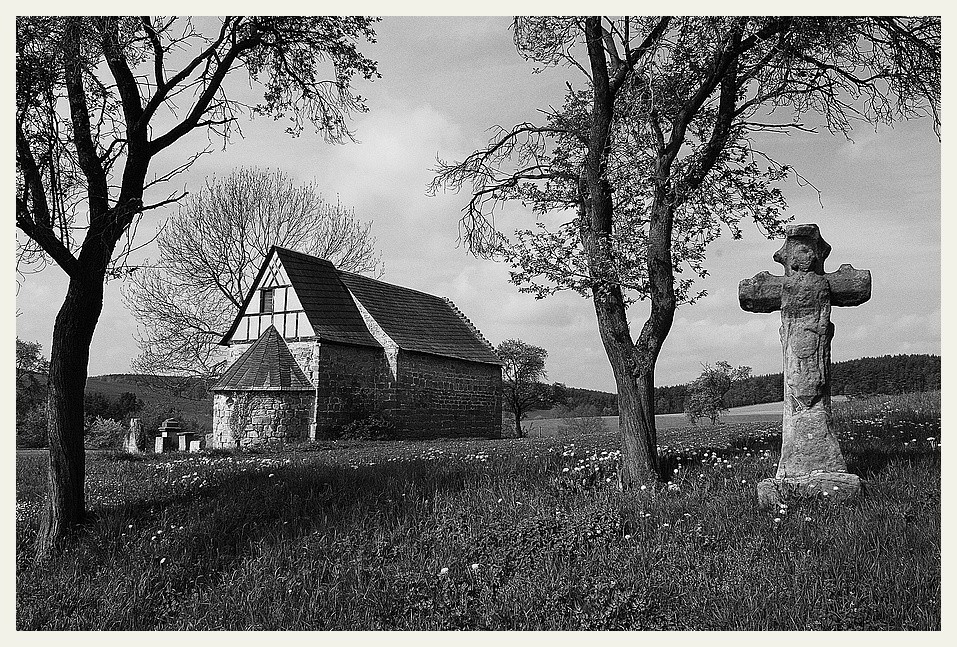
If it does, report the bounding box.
[14,16,942,393]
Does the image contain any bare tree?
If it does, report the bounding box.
[16,16,380,555]
[431,16,939,487]
[124,167,383,385]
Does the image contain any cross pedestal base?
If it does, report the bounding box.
[756,471,863,508]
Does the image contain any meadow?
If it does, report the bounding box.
[16,392,940,630]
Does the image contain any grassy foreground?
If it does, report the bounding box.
[16,392,940,630]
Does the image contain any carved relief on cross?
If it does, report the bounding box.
[739,223,870,492]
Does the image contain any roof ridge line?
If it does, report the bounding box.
[273,246,335,266]
[338,269,448,301]
[442,297,499,357]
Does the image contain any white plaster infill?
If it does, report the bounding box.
[347,287,399,379]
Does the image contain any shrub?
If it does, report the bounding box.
[337,415,396,441]
[559,416,605,435]
[16,403,48,448]
[84,416,126,449]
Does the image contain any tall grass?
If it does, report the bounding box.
[16,392,939,629]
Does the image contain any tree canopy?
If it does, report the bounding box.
[685,361,751,425]
[496,338,551,436]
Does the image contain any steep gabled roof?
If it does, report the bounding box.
[212,325,313,391]
[273,248,381,348]
[337,271,502,365]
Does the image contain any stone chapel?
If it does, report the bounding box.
[209,247,503,447]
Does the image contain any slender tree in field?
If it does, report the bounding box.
[16,16,380,556]
[685,361,751,425]
[124,167,383,385]
[431,16,940,487]
[496,339,549,437]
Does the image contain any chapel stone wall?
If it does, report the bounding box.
[393,351,502,438]
[312,342,396,438]
[210,390,315,449]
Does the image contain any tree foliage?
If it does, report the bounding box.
[124,167,382,381]
[684,361,751,425]
[431,16,940,485]
[16,339,50,448]
[16,338,50,375]
[496,339,551,436]
[15,15,380,554]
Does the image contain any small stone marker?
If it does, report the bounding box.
[124,418,145,454]
[154,418,181,453]
[739,224,871,507]
[177,431,196,452]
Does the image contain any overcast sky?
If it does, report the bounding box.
[14,16,941,393]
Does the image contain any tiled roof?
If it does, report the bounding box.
[223,246,502,366]
[337,271,503,365]
[211,325,313,391]
[274,248,381,348]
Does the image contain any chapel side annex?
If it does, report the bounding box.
[209,247,503,447]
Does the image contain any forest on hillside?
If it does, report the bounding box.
[654,354,941,414]
[552,354,940,416]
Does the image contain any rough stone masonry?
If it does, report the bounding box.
[738,223,871,507]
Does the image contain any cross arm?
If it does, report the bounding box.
[826,264,871,307]
[739,271,784,313]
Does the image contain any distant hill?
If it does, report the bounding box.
[530,353,941,417]
[654,353,941,414]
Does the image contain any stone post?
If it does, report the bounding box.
[123,418,144,454]
[739,224,871,507]
[177,431,195,452]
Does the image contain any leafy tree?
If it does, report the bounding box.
[17,338,50,447]
[16,338,49,375]
[496,339,550,437]
[685,361,751,425]
[16,16,379,555]
[431,16,939,486]
[549,382,569,408]
[83,391,143,423]
[124,167,382,383]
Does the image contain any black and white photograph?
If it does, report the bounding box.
[14,12,941,631]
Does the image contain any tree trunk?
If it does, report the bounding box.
[592,293,660,485]
[514,412,523,438]
[36,273,104,558]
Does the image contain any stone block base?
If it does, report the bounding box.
[756,471,863,508]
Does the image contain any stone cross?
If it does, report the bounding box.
[738,223,871,506]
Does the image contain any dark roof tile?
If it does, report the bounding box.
[274,248,381,348]
[212,325,313,391]
[337,271,502,365]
